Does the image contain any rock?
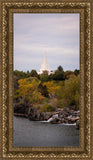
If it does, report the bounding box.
[28,111,53,121]
[28,107,38,120]
[43,112,53,120]
[14,104,80,127]
[53,111,60,115]
[56,108,63,112]
[67,115,72,120]
[14,103,29,116]
[50,117,60,124]
[61,118,65,123]
[64,119,68,123]
[70,116,79,122]
[76,120,80,129]
[63,107,70,113]
[39,112,44,121]
[58,114,64,119]
[68,119,75,124]
[72,111,80,117]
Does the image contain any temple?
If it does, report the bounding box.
[38,52,51,75]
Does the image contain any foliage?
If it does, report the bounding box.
[42,70,49,75]
[14,70,27,79]
[27,77,39,83]
[64,70,74,79]
[57,99,68,108]
[49,98,58,108]
[43,81,61,96]
[38,83,49,97]
[49,73,55,80]
[57,75,80,108]
[30,69,39,78]
[54,70,64,80]
[65,75,80,105]
[26,70,30,78]
[14,78,43,105]
[57,65,64,72]
[40,74,49,82]
[74,69,80,76]
[40,103,55,112]
[14,67,80,111]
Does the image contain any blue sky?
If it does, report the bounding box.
[14,13,80,72]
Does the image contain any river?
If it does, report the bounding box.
[13,116,80,147]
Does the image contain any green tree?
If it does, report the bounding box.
[57,75,80,108]
[64,75,80,106]
[26,70,30,78]
[40,103,55,112]
[30,70,39,78]
[42,70,49,75]
[49,73,55,80]
[38,83,49,97]
[14,70,27,79]
[54,70,64,80]
[74,69,80,76]
[40,74,49,82]
[64,70,74,79]
[57,65,64,72]
[13,70,27,94]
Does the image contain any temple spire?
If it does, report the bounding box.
[38,51,50,75]
[45,51,46,58]
[43,51,49,68]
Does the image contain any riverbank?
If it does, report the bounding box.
[14,104,80,129]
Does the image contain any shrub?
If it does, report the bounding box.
[40,75,49,82]
[38,83,49,97]
[57,99,68,108]
[46,104,55,112]
[40,103,55,112]
[56,75,80,108]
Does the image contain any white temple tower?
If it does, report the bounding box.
[38,51,50,75]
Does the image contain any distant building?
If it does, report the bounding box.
[38,52,54,75]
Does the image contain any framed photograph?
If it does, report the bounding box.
[0,0,93,159]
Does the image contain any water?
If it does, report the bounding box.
[13,116,80,147]
[47,114,58,122]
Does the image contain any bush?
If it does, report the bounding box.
[57,99,68,108]
[54,70,64,80]
[47,104,55,112]
[40,103,55,112]
[33,104,41,110]
[40,75,49,82]
[56,75,80,108]
[38,83,49,97]
[30,70,39,78]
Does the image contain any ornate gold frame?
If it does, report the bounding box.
[0,0,93,159]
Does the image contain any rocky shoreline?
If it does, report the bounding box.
[14,104,80,129]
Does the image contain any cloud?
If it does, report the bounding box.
[14,13,80,72]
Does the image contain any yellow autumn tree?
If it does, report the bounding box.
[43,81,61,96]
[14,78,44,105]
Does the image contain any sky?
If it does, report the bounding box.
[14,13,80,72]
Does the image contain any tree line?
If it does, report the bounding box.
[13,66,80,112]
[14,65,79,82]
